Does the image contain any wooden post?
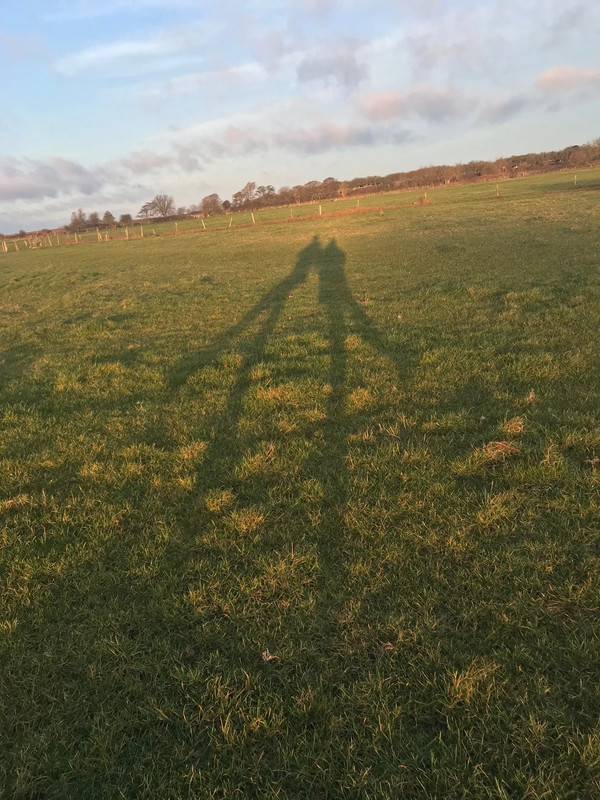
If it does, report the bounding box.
[140,225,144,238]
[14,241,19,251]
[153,229,156,236]
[47,236,52,247]
[125,226,129,240]
[228,216,232,228]
[105,233,109,241]
[574,174,577,186]
[251,212,256,224]
[290,207,293,218]
[319,205,322,216]
[201,218,206,230]
[56,234,60,246]
[96,228,102,242]
[175,221,178,232]
[496,184,499,197]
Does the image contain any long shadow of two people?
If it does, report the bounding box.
[171,235,412,636]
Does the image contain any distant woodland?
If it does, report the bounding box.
[4,137,599,237]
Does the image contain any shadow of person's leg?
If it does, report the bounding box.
[169,237,322,389]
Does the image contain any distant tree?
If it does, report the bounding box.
[254,185,276,207]
[138,202,155,219]
[19,229,26,237]
[69,208,87,231]
[89,211,101,226]
[304,180,322,201]
[231,181,256,210]
[138,194,176,218]
[292,184,306,204]
[278,186,294,205]
[119,213,133,226]
[151,194,176,217]
[200,193,224,217]
[102,211,115,227]
[177,206,187,216]
[321,177,340,198]
[222,200,231,212]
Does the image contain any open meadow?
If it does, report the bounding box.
[1,169,599,799]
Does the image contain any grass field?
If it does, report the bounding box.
[1,168,599,799]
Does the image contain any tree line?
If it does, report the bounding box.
[52,136,598,233]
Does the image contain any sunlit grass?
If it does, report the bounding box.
[1,169,599,798]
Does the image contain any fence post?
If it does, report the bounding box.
[251,213,256,224]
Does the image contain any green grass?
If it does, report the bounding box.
[1,168,599,799]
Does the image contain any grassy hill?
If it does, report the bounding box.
[1,168,599,799]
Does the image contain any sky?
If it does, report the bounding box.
[0,0,598,232]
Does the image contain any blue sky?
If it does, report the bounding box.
[1,0,598,231]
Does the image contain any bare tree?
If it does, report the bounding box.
[139,194,176,218]
[231,182,256,210]
[152,194,176,217]
[68,208,87,231]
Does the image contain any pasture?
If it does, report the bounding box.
[1,169,599,798]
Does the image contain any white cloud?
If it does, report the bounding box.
[297,42,369,89]
[537,65,600,93]
[141,62,267,100]
[57,39,172,75]
[45,0,200,21]
[0,156,102,203]
[358,85,469,124]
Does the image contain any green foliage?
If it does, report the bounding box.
[1,169,599,798]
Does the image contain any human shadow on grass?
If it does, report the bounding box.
[166,236,424,661]
[5,239,599,797]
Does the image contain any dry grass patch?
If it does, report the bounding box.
[501,416,525,435]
